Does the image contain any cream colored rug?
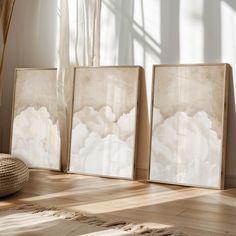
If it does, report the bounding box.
[0,204,188,236]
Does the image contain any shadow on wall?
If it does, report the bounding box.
[160,0,180,63]
[0,0,58,152]
[226,68,236,187]
[203,0,221,62]
[115,0,134,65]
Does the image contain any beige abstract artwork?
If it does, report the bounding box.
[149,64,229,188]
[69,67,140,179]
[11,69,61,170]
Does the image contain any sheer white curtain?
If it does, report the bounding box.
[57,0,101,171]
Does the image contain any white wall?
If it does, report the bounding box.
[0,0,235,186]
[100,0,236,186]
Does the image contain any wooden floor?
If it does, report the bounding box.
[1,169,236,236]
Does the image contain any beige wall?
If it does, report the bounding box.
[0,0,236,186]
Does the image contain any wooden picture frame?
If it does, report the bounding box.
[148,64,230,189]
[68,66,141,180]
[10,68,61,171]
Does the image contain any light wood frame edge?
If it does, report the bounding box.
[148,63,231,190]
[9,68,61,172]
[67,65,142,180]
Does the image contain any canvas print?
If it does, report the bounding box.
[149,64,229,188]
[69,66,140,179]
[11,69,61,170]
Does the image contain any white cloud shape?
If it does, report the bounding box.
[70,133,133,178]
[70,106,136,178]
[150,108,221,187]
[73,106,117,138]
[12,106,60,169]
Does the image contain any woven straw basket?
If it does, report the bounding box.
[0,154,29,197]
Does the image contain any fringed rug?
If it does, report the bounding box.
[0,204,188,236]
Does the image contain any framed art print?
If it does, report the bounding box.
[149,64,230,189]
[11,69,61,170]
[69,66,140,179]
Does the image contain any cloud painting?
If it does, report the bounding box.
[11,69,61,170]
[149,65,229,188]
[69,67,140,179]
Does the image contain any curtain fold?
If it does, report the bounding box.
[0,0,15,103]
[57,0,101,171]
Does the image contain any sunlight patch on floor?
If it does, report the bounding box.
[67,188,217,214]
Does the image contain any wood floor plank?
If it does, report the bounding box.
[1,169,235,236]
